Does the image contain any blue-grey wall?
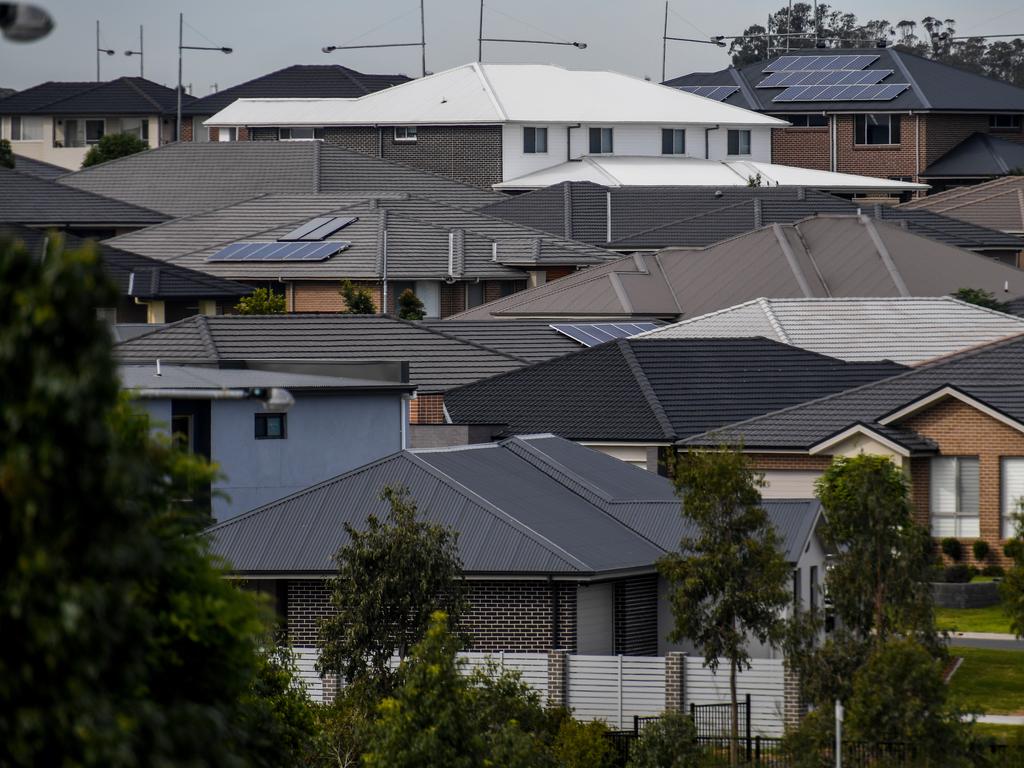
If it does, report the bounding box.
[137,399,171,434]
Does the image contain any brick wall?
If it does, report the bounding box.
[440,282,465,318]
[180,118,193,142]
[544,266,577,282]
[483,280,505,304]
[771,126,830,171]
[747,454,833,472]
[835,113,920,180]
[285,578,578,652]
[292,280,382,313]
[250,127,279,142]
[409,393,446,425]
[379,125,502,188]
[322,126,378,155]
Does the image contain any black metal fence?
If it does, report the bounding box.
[691,695,751,740]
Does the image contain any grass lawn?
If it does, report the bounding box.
[936,603,1013,634]
[949,646,1024,715]
[972,722,1024,744]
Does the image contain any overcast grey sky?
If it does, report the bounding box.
[2,0,1023,93]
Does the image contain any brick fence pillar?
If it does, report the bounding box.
[783,662,806,732]
[547,649,568,709]
[665,651,687,713]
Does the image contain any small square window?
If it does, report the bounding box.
[85,119,105,145]
[523,126,548,153]
[394,126,418,142]
[727,129,751,155]
[588,127,613,154]
[255,413,287,439]
[661,128,685,155]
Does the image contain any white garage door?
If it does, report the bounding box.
[761,470,821,499]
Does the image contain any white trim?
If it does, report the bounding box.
[808,424,910,457]
[878,386,1024,435]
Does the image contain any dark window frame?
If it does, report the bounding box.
[523,126,548,154]
[727,128,752,155]
[661,127,686,155]
[989,114,1022,131]
[854,113,901,146]
[588,126,614,154]
[254,412,287,440]
[279,127,325,140]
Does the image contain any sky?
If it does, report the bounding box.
[2,0,1024,93]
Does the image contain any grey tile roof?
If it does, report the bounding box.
[181,64,410,116]
[636,297,1024,365]
[664,47,1024,113]
[899,176,1024,234]
[10,153,68,181]
[206,434,821,575]
[444,338,905,442]
[481,183,1024,252]
[0,77,192,115]
[57,142,501,217]
[119,363,411,393]
[0,168,166,227]
[449,216,1024,321]
[112,314,529,393]
[922,133,1024,179]
[681,333,1024,450]
[421,319,613,362]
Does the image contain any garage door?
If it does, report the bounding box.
[761,470,821,499]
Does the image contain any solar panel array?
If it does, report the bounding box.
[677,85,740,102]
[549,322,661,347]
[207,241,350,262]
[757,68,892,89]
[764,54,879,72]
[772,82,909,102]
[280,216,359,242]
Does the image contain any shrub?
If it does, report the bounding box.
[397,288,426,321]
[0,138,13,169]
[234,287,285,314]
[942,537,963,562]
[1005,539,1023,562]
[626,712,702,768]
[973,540,991,562]
[945,564,972,583]
[928,565,947,583]
[551,719,616,768]
[81,132,148,167]
[339,280,376,314]
[982,565,1006,578]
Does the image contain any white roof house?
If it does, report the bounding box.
[632,296,1024,365]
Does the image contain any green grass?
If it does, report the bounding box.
[949,646,1024,715]
[972,722,1024,744]
[936,603,1013,634]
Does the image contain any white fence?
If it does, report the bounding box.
[291,648,786,735]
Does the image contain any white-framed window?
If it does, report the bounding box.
[85,119,105,145]
[727,129,751,155]
[217,127,237,142]
[588,127,613,154]
[930,456,980,537]
[661,128,685,155]
[854,114,900,145]
[523,126,547,154]
[279,127,324,140]
[10,115,43,141]
[393,125,417,143]
[1001,458,1024,538]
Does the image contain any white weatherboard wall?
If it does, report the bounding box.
[684,657,786,736]
[565,655,666,729]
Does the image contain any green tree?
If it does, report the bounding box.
[339,279,377,314]
[397,288,426,320]
[552,719,616,768]
[625,711,702,768]
[0,138,13,169]
[953,287,1007,312]
[1002,503,1024,638]
[234,286,286,314]
[657,447,791,766]
[0,234,296,766]
[317,486,467,696]
[81,132,148,168]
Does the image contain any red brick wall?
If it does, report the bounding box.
[180,118,193,142]
[483,280,505,304]
[747,454,833,472]
[440,282,465,318]
[409,393,446,425]
[835,113,920,180]
[771,126,831,171]
[292,281,382,313]
[544,266,577,282]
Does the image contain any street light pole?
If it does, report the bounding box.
[177,13,233,143]
[95,20,114,81]
[477,0,586,62]
[323,0,428,78]
[125,25,144,77]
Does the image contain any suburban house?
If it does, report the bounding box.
[900,176,1024,237]
[122,359,414,520]
[0,77,192,169]
[207,434,826,657]
[635,297,1024,365]
[443,338,904,471]
[450,215,1024,321]
[481,183,1024,262]
[681,333,1024,560]
[180,64,409,143]
[664,47,1024,188]
[203,62,787,188]
[1,224,251,323]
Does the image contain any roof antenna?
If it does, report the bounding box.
[155,359,162,377]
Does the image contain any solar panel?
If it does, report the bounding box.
[764,53,879,72]
[207,241,349,262]
[758,68,891,88]
[278,217,334,241]
[279,216,359,242]
[678,85,740,101]
[772,82,909,102]
[549,322,661,347]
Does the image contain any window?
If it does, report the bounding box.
[930,457,980,537]
[854,114,900,145]
[809,566,818,614]
[792,568,802,612]
[255,413,287,439]
[661,128,685,155]
[172,414,194,453]
[588,127,613,154]
[192,116,211,142]
[413,280,440,318]
[217,127,236,142]
[523,126,548,154]
[727,129,751,155]
[279,127,324,140]
[60,119,82,147]
[770,113,828,127]
[467,281,484,309]
[10,116,43,141]
[393,125,417,142]
[1002,458,1024,538]
[121,117,149,142]
[989,114,1022,130]
[85,119,105,145]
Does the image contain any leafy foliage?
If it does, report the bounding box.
[339,279,377,314]
[317,485,467,695]
[625,711,702,768]
[953,288,1008,312]
[973,539,991,563]
[397,288,426,320]
[551,718,617,768]
[81,132,148,168]
[0,138,13,169]
[1001,506,1024,638]
[943,536,964,561]
[234,287,286,314]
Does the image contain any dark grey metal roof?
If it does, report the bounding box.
[0,168,166,227]
[206,434,821,575]
[119,363,412,393]
[444,338,905,442]
[664,47,1024,113]
[682,333,1024,450]
[10,153,67,181]
[113,314,529,393]
[0,77,192,115]
[921,133,1024,179]
[181,64,410,116]
[481,183,1024,252]
[421,319,596,362]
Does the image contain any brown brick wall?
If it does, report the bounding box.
[747,454,834,472]
[483,280,505,304]
[180,117,193,142]
[322,126,378,156]
[285,578,578,652]
[409,393,446,425]
[921,114,990,169]
[771,126,831,171]
[440,281,465,318]
[835,113,920,180]
[292,280,382,313]
[544,266,577,282]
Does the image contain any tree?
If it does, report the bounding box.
[397,288,426,320]
[339,279,376,314]
[1002,502,1024,638]
[0,138,13,169]
[317,486,467,695]
[234,286,286,314]
[0,234,297,766]
[625,711,702,768]
[953,287,1007,312]
[81,132,148,168]
[657,447,791,766]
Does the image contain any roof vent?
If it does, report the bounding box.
[753,198,763,229]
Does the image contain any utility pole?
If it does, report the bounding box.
[125,25,144,77]
[420,0,426,76]
[661,2,668,82]
[477,0,484,62]
[95,21,114,80]
[177,13,183,141]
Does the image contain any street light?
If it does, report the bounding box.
[96,20,114,81]
[477,0,586,62]
[322,0,427,77]
[177,13,232,142]
[125,24,143,77]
